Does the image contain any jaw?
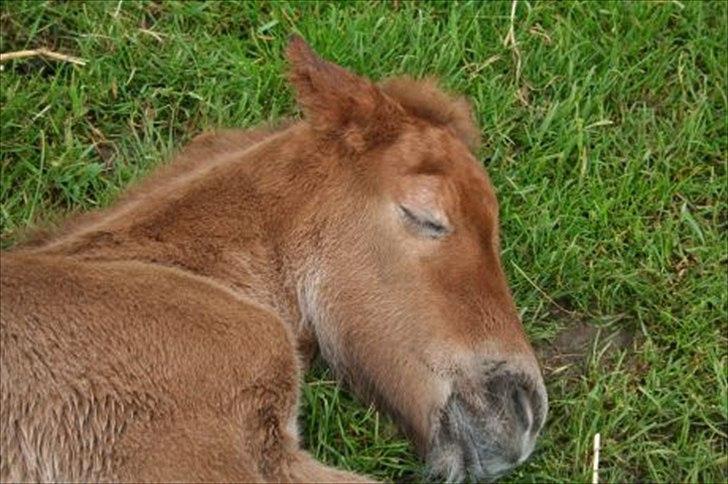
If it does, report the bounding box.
[300,273,455,443]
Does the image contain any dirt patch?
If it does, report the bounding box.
[536,321,636,379]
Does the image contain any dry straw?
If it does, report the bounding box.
[0,48,86,66]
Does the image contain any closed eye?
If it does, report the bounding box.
[399,205,450,238]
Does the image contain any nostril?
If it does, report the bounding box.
[511,384,533,433]
[484,373,541,435]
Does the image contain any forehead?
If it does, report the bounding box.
[380,126,499,216]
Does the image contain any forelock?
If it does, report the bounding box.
[379,76,480,151]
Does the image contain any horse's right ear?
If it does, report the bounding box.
[286,35,403,150]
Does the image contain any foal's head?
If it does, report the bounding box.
[286,37,547,480]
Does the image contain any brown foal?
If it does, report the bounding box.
[0,36,546,482]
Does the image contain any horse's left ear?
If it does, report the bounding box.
[286,35,404,151]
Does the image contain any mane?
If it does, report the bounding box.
[12,120,293,249]
[379,76,480,151]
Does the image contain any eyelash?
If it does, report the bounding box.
[399,205,449,238]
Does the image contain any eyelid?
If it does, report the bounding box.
[399,205,451,238]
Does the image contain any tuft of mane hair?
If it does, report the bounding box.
[10,121,293,249]
[380,76,480,152]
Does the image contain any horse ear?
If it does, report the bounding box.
[286,35,403,150]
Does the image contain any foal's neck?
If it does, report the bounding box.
[35,124,324,354]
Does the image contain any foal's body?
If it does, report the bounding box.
[1,37,547,481]
[1,127,353,481]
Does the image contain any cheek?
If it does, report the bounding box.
[360,208,417,285]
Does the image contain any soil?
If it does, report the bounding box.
[536,320,636,379]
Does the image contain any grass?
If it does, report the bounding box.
[1,0,726,481]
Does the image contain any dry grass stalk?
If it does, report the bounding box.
[592,432,601,484]
[0,48,86,66]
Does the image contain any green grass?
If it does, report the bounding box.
[1,1,726,481]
